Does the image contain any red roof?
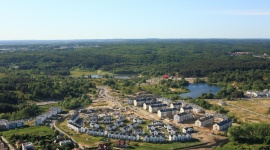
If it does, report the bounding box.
[162,75,169,79]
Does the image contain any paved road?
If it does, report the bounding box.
[1,136,15,150]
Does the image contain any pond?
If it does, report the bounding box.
[180,83,221,98]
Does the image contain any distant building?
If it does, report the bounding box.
[195,116,214,127]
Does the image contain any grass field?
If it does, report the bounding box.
[213,142,269,150]
[208,99,270,123]
[1,125,54,139]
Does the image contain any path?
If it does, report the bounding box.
[1,136,15,150]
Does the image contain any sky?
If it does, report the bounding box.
[1,0,270,40]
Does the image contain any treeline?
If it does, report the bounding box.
[1,40,270,78]
[0,76,95,100]
[208,69,270,91]
[189,99,228,114]
[0,104,40,121]
[228,123,270,144]
[59,94,92,110]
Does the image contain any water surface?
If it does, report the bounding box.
[180,83,221,98]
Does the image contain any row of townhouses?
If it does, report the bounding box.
[0,119,24,130]
[35,107,62,125]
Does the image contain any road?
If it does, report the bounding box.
[53,121,84,149]
[1,136,15,150]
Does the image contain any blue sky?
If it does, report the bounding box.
[1,0,270,40]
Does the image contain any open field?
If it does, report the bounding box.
[208,99,270,123]
[70,69,114,77]
[1,125,54,140]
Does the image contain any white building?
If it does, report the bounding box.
[213,119,232,131]
[195,116,214,127]
[174,112,193,123]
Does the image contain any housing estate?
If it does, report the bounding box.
[35,107,62,125]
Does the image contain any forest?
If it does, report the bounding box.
[0,39,269,120]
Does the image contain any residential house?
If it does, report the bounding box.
[128,98,134,105]
[213,119,232,131]
[156,97,172,105]
[0,119,8,130]
[151,121,163,126]
[22,142,35,150]
[133,96,153,107]
[149,104,168,113]
[69,112,79,123]
[67,122,81,133]
[89,115,98,123]
[180,106,193,113]
[133,118,142,124]
[170,102,182,110]
[182,127,194,133]
[59,140,71,146]
[158,108,178,118]
[143,101,161,110]
[174,112,193,123]
[195,116,214,127]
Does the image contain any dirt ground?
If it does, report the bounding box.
[208,99,270,124]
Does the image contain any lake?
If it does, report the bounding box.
[180,83,221,98]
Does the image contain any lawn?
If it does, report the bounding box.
[131,140,201,150]
[213,142,270,150]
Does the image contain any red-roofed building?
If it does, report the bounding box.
[162,75,169,79]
